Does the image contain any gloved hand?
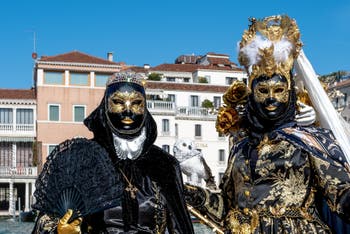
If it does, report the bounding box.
[295,101,316,126]
[57,209,82,234]
[184,184,206,208]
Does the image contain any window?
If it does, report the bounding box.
[73,105,86,122]
[195,124,201,137]
[95,74,110,87]
[175,123,178,137]
[213,96,221,109]
[48,104,60,121]
[162,145,170,153]
[44,71,64,85]
[184,78,190,83]
[162,119,170,133]
[16,142,33,167]
[219,149,225,162]
[167,94,176,102]
[0,108,13,124]
[0,142,12,166]
[16,109,33,124]
[70,72,89,86]
[190,95,199,107]
[166,77,176,82]
[225,77,237,85]
[48,145,58,155]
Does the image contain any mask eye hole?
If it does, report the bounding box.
[132,100,143,105]
[258,88,268,94]
[275,88,285,93]
[182,143,187,147]
[112,99,123,105]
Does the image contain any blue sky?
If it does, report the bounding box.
[1,0,349,89]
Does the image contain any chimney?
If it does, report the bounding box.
[107,52,113,61]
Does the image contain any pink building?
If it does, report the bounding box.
[34,51,125,168]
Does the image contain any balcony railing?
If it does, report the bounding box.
[0,166,38,177]
[0,123,35,133]
[176,107,217,119]
[147,101,175,110]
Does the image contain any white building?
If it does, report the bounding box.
[131,53,247,186]
[0,89,37,215]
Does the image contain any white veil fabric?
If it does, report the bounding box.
[294,50,350,164]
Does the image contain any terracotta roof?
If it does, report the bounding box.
[206,57,236,66]
[124,66,150,73]
[0,88,36,99]
[150,63,243,73]
[145,81,228,93]
[39,51,121,65]
[151,64,200,73]
[206,52,229,57]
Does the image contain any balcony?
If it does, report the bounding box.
[147,101,176,115]
[0,123,35,137]
[176,107,217,120]
[0,166,38,177]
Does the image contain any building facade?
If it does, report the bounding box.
[34,51,247,187]
[328,78,350,121]
[131,53,247,185]
[34,51,124,166]
[0,89,37,215]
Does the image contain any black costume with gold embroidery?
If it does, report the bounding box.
[185,15,350,234]
[32,73,194,234]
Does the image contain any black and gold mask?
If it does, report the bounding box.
[252,74,290,120]
[105,82,146,135]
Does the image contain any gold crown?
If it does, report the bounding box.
[106,71,146,87]
[238,15,303,87]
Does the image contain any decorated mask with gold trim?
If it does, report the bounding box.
[252,74,290,120]
[105,72,147,135]
[237,15,303,121]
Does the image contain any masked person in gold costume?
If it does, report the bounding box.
[185,15,350,234]
[32,72,194,234]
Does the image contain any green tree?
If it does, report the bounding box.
[198,76,208,83]
[148,73,162,81]
[201,99,214,108]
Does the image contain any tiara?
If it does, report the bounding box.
[106,71,146,87]
[238,15,303,87]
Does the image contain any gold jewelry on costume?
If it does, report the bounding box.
[118,168,138,199]
[106,72,146,87]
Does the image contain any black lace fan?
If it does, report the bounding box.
[32,138,123,220]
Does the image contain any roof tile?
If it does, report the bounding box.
[0,88,36,99]
[39,51,121,65]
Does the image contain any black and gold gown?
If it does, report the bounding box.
[32,98,194,234]
[191,122,350,234]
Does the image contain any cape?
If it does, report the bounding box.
[84,96,194,233]
[221,123,350,234]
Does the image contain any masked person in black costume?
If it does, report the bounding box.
[32,72,194,234]
[184,15,350,234]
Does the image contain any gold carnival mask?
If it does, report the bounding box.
[253,79,289,104]
[108,91,145,117]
